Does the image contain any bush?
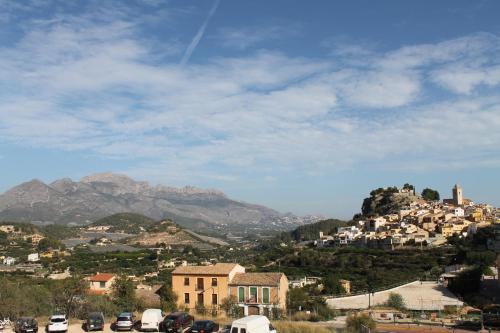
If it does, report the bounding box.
[346,313,376,333]
[385,292,406,310]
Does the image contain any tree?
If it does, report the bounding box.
[385,292,405,310]
[346,313,376,333]
[323,274,344,295]
[421,188,440,201]
[158,285,177,312]
[111,275,139,311]
[50,275,88,317]
[220,295,240,318]
[37,237,63,251]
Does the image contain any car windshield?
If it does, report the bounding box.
[51,318,66,323]
[19,319,36,326]
[118,317,131,321]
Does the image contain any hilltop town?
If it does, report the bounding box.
[314,184,499,250]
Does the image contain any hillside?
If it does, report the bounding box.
[0,173,315,232]
[91,213,156,234]
[291,219,348,241]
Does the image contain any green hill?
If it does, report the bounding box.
[291,219,348,241]
[91,213,156,234]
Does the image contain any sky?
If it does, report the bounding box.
[0,0,499,219]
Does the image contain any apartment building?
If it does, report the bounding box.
[172,263,288,317]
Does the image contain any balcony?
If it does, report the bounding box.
[245,296,258,304]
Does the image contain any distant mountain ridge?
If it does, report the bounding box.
[0,173,315,231]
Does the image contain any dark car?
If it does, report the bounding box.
[114,312,135,331]
[189,320,219,333]
[160,312,193,333]
[14,317,38,333]
[86,312,105,331]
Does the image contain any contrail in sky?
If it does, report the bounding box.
[180,0,221,66]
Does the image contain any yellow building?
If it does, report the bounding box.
[172,263,245,310]
[172,263,289,317]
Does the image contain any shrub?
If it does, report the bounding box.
[385,292,406,310]
[346,313,376,333]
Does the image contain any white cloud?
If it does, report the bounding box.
[214,24,300,50]
[0,7,499,185]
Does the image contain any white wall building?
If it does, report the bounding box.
[3,257,16,265]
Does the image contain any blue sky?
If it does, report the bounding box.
[0,0,499,219]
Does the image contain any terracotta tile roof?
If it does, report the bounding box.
[229,273,284,286]
[172,263,240,275]
[89,273,115,282]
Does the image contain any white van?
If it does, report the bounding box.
[140,309,163,332]
[229,316,277,333]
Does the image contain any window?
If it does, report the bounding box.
[197,293,204,305]
[99,281,105,288]
[211,278,217,287]
[212,293,218,305]
[262,287,270,304]
[231,328,238,333]
[197,277,204,290]
[238,287,245,302]
[241,329,246,333]
[184,293,190,304]
[249,287,258,302]
[184,277,190,286]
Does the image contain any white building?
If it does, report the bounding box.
[453,207,465,217]
[27,253,40,262]
[3,257,16,265]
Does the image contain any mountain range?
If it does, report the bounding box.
[0,173,320,232]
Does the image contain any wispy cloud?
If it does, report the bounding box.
[0,4,499,187]
[180,0,220,66]
[214,23,301,50]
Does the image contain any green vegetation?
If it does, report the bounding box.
[50,249,158,275]
[290,219,348,241]
[158,284,178,312]
[37,237,64,251]
[41,224,77,239]
[421,188,440,201]
[346,313,376,333]
[91,213,155,233]
[258,246,455,292]
[288,288,335,321]
[112,275,142,311]
[384,292,406,310]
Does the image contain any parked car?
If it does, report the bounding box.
[47,315,68,333]
[114,312,135,331]
[229,316,276,333]
[160,312,193,333]
[14,317,38,333]
[189,320,219,333]
[86,312,105,332]
[140,309,163,332]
